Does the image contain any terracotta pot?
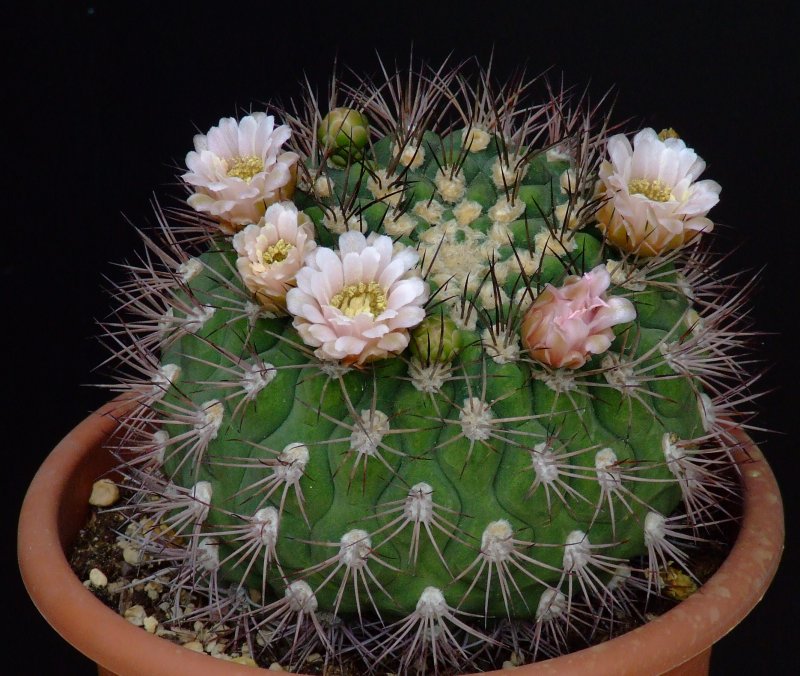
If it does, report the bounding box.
[19,399,784,676]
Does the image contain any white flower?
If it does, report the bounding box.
[183,113,299,231]
[286,232,428,364]
[597,128,721,256]
[232,202,317,313]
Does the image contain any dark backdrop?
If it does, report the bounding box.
[6,2,797,673]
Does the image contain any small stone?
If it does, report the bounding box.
[143,616,158,634]
[183,641,204,653]
[123,605,146,627]
[306,653,323,664]
[88,568,108,588]
[269,663,285,671]
[89,479,120,507]
[232,656,258,666]
[502,661,517,669]
[123,546,142,565]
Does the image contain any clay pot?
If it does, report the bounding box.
[19,399,784,676]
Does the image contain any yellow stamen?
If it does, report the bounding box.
[262,239,294,265]
[658,127,680,141]
[227,155,264,181]
[330,282,388,317]
[628,178,672,202]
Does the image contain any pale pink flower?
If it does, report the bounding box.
[232,202,317,313]
[286,232,428,364]
[521,265,636,369]
[597,128,721,256]
[183,113,299,231]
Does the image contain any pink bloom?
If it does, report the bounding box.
[521,265,636,369]
[232,202,317,314]
[183,113,298,231]
[286,232,428,365]
[597,128,721,256]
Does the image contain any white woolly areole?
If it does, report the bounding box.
[413,199,446,225]
[151,430,169,466]
[661,432,682,465]
[482,327,520,364]
[601,352,639,388]
[340,529,372,568]
[190,481,213,522]
[560,169,578,194]
[184,304,215,334]
[563,530,591,571]
[313,175,334,198]
[608,563,633,591]
[534,230,576,257]
[241,361,276,398]
[459,397,494,441]
[408,358,451,393]
[196,400,224,440]
[178,257,204,283]
[151,363,181,398]
[481,520,515,561]
[416,586,448,618]
[404,482,434,522]
[488,195,526,224]
[491,156,525,189]
[605,259,647,292]
[251,506,279,546]
[462,126,491,152]
[453,199,482,226]
[434,168,466,203]
[536,589,567,622]
[392,141,425,169]
[595,448,622,489]
[531,442,559,484]
[698,392,716,432]
[197,538,220,572]
[285,580,318,613]
[367,169,402,207]
[350,409,390,456]
[275,443,309,484]
[383,210,417,237]
[644,511,667,545]
[323,206,361,234]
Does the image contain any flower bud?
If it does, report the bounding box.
[410,314,460,363]
[521,265,636,369]
[318,108,370,168]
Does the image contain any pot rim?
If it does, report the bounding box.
[18,399,784,676]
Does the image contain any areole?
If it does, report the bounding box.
[18,398,784,676]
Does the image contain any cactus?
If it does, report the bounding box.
[102,59,757,673]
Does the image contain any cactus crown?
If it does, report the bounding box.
[99,57,757,673]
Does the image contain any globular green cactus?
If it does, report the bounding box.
[104,59,755,673]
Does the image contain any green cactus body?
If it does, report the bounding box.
[108,61,747,671]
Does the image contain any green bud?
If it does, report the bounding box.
[410,314,460,363]
[318,108,370,168]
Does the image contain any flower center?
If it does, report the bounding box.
[227,155,264,181]
[628,178,672,202]
[262,239,294,265]
[330,282,388,317]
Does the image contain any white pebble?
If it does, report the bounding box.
[143,616,158,634]
[88,568,107,588]
[89,479,120,507]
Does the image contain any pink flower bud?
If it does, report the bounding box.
[521,265,636,369]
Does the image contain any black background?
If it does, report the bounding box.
[6,2,797,673]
